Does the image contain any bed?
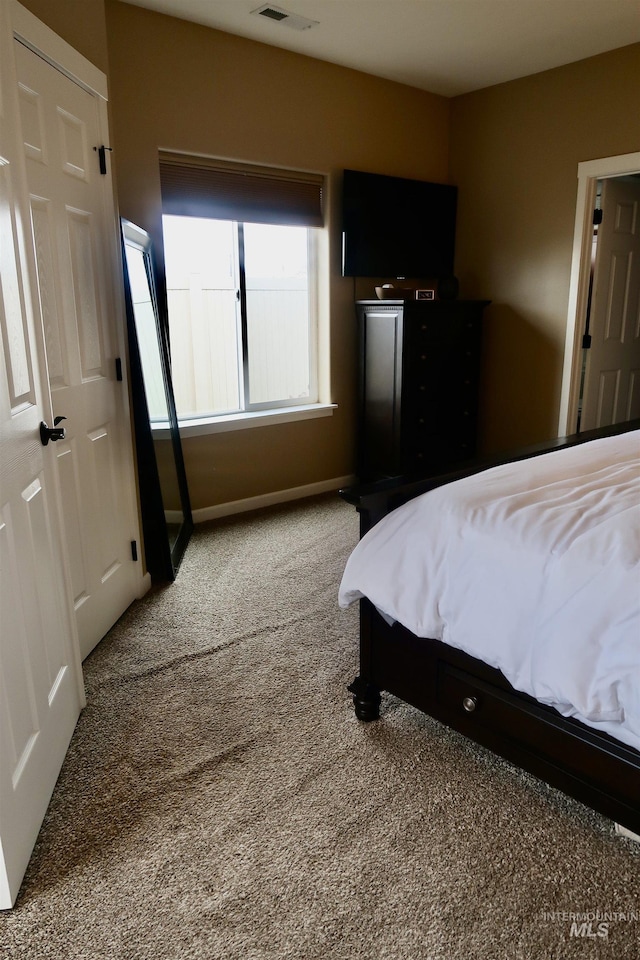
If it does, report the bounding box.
[339,421,640,835]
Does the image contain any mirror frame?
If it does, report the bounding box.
[121,218,193,581]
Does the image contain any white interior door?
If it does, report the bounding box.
[0,3,84,909]
[580,177,640,431]
[13,28,145,659]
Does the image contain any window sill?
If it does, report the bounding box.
[151,402,337,438]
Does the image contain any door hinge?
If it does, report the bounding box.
[115,357,123,381]
[94,144,113,175]
[582,333,592,349]
[593,208,603,225]
[131,540,138,561]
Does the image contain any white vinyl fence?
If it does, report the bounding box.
[168,275,310,417]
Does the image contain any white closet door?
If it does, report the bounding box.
[0,2,84,910]
[14,28,144,659]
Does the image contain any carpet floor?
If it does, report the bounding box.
[2,493,639,959]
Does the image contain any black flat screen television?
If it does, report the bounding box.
[341,169,457,279]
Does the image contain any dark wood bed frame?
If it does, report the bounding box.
[340,420,640,835]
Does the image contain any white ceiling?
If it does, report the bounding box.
[118,0,640,97]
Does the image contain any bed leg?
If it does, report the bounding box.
[348,676,381,722]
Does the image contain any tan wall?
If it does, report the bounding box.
[19,1,638,505]
[450,43,640,454]
[18,0,109,73]
[104,0,451,511]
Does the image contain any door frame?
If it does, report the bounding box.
[11,1,107,100]
[558,151,640,436]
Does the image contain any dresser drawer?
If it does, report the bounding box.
[402,431,476,471]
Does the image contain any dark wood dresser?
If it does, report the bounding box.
[356,299,490,479]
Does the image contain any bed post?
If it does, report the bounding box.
[347,599,382,721]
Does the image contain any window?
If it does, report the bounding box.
[159,154,325,424]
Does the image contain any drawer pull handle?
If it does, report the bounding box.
[462,695,477,713]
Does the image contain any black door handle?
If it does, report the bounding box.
[40,416,67,446]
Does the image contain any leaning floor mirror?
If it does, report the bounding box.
[121,218,193,581]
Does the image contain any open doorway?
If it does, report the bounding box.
[558,152,640,436]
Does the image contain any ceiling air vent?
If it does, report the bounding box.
[251,4,319,31]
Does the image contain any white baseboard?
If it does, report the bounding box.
[615,823,640,843]
[192,475,357,523]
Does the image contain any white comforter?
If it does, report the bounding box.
[339,431,640,751]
